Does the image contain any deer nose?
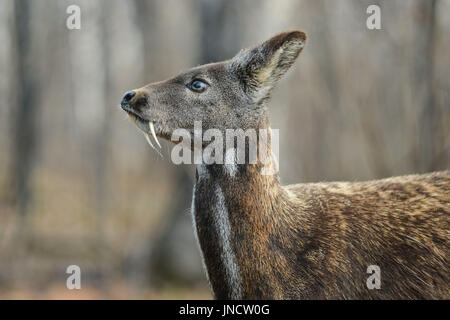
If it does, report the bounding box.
[121,91,136,105]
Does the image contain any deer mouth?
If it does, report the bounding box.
[121,105,163,156]
[121,104,148,122]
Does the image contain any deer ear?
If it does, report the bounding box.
[230,30,306,102]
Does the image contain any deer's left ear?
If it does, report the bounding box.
[229,30,306,102]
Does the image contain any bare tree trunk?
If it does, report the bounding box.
[8,0,41,287]
[304,0,342,180]
[147,168,199,285]
[200,0,228,62]
[93,0,115,290]
[133,0,157,80]
[12,0,39,232]
[308,0,341,112]
[412,0,438,172]
[200,0,242,61]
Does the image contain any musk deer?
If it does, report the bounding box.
[120,30,449,299]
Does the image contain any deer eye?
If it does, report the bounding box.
[188,79,208,93]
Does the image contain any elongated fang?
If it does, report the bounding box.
[149,122,162,148]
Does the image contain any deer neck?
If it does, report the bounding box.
[191,121,288,299]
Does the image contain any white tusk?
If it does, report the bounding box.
[144,132,156,149]
[144,132,163,157]
[149,121,162,148]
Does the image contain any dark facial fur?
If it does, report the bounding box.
[121,31,449,299]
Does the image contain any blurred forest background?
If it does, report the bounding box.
[0,0,448,299]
